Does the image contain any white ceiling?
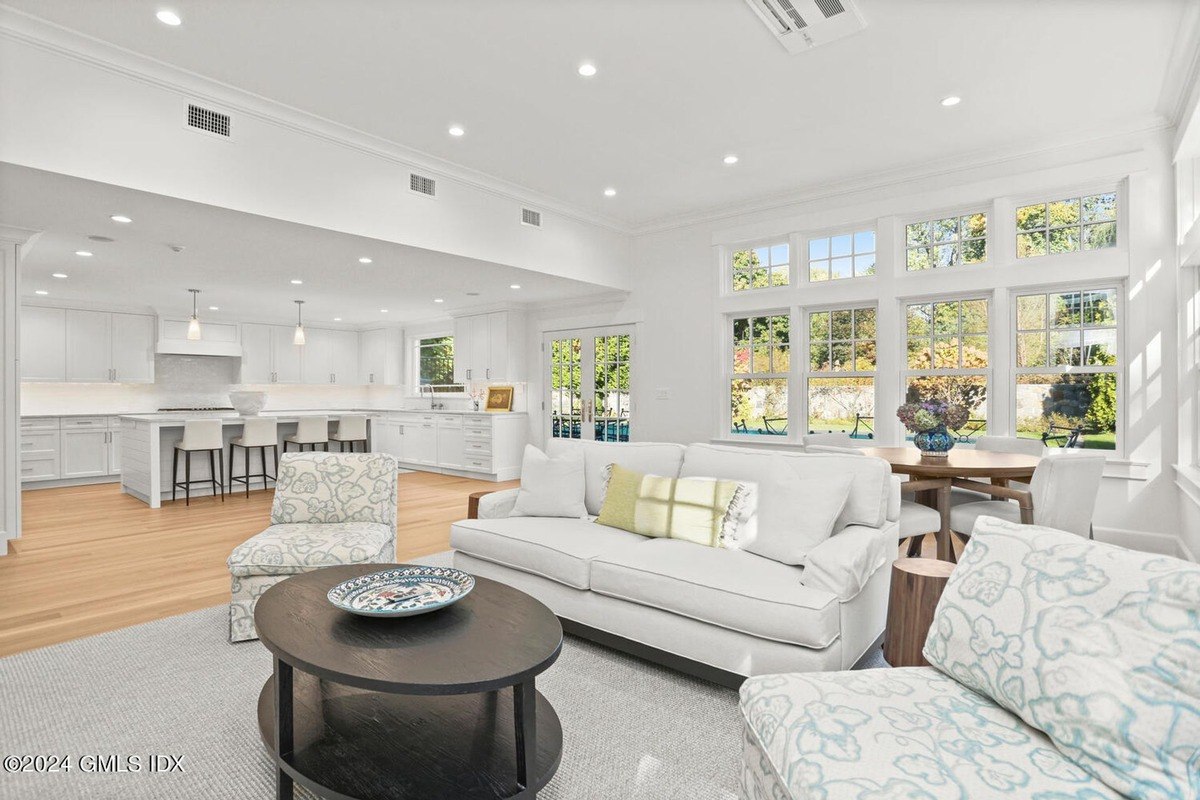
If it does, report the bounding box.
[0,0,1191,227]
[0,164,612,326]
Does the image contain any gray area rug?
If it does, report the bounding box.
[0,607,744,800]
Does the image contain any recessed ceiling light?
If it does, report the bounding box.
[723,154,739,165]
[75,250,93,257]
[52,273,68,279]
[156,9,181,26]
[434,298,444,303]
[290,279,303,285]
[358,257,373,264]
[333,317,342,322]
[35,290,48,295]
[208,306,219,311]
[940,95,962,107]
[448,125,465,137]
[509,284,521,290]
[603,187,617,197]
[110,215,132,224]
[380,309,389,313]
[578,63,597,77]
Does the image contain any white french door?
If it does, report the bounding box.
[544,325,634,442]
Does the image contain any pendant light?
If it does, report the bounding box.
[187,289,202,340]
[293,300,306,346]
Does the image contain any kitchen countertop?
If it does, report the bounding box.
[118,408,527,423]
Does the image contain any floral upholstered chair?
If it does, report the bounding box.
[226,451,398,642]
[739,515,1200,800]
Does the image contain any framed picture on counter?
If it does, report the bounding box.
[485,386,514,412]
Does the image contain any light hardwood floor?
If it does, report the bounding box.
[0,473,517,657]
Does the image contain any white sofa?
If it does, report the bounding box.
[450,440,900,686]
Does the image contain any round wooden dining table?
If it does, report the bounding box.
[860,446,1040,561]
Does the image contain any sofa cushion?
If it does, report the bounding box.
[680,444,890,530]
[739,667,1123,800]
[546,439,686,516]
[510,444,588,518]
[589,538,839,648]
[270,452,398,526]
[596,464,745,547]
[227,522,394,577]
[449,517,646,590]
[925,515,1200,800]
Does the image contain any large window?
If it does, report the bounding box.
[732,243,789,292]
[731,313,790,436]
[1014,288,1118,449]
[904,298,989,441]
[1015,193,1117,259]
[807,307,876,438]
[906,212,987,270]
[417,336,456,387]
[808,230,875,281]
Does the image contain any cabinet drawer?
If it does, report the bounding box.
[461,414,491,427]
[61,416,108,429]
[21,431,59,456]
[463,439,492,456]
[21,417,59,431]
[437,415,463,429]
[463,425,491,439]
[463,456,493,473]
[21,457,59,482]
[107,416,123,428]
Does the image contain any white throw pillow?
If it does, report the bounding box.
[741,470,853,565]
[511,444,588,518]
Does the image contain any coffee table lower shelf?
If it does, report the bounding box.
[256,671,563,800]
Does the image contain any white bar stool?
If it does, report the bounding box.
[172,419,225,505]
[230,417,279,497]
[284,416,329,452]
[329,415,368,452]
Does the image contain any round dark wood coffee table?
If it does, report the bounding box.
[253,563,564,800]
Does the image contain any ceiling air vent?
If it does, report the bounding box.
[410,173,437,197]
[521,208,542,228]
[186,103,231,137]
[743,0,865,53]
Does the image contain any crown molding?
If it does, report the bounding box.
[0,5,634,236]
[1160,1,1200,129]
[631,117,1171,236]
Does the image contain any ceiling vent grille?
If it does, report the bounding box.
[410,173,437,197]
[743,0,864,53]
[521,208,542,227]
[186,103,231,137]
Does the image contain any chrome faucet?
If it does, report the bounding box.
[419,384,445,410]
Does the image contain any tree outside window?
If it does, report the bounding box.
[731,314,789,435]
[807,307,876,438]
[418,336,455,386]
[903,298,989,442]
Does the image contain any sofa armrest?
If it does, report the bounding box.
[800,523,893,601]
[468,488,520,520]
[886,475,902,522]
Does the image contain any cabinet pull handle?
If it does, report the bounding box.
[487,368,491,379]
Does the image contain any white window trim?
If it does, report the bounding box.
[723,308,798,442]
[410,331,466,393]
[725,239,793,296]
[899,293,993,440]
[899,204,991,274]
[1008,282,1125,458]
[1010,185,1122,263]
[801,223,879,284]
[802,303,878,440]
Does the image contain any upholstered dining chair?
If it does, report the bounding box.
[950,435,1044,505]
[949,451,1105,541]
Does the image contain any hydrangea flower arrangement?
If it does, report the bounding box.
[896,399,968,433]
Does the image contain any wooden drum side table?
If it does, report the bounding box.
[882,558,956,668]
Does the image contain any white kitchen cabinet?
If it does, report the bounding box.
[373,419,405,462]
[452,310,526,383]
[302,328,360,385]
[436,417,465,469]
[241,324,304,384]
[65,310,112,382]
[108,428,121,476]
[405,421,438,466]
[361,328,403,385]
[110,312,156,383]
[23,307,155,384]
[61,428,109,478]
[20,306,67,381]
[19,419,60,483]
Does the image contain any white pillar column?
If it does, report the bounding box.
[0,227,39,555]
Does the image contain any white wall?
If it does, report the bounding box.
[0,20,632,290]
[574,129,1182,544]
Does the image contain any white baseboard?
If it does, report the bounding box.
[1094,525,1194,560]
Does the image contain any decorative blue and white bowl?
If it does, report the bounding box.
[914,424,955,457]
[327,566,475,618]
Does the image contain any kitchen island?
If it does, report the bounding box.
[119,411,384,508]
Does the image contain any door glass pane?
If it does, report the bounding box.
[593,332,631,442]
[550,338,582,439]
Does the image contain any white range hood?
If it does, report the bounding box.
[156,317,243,357]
